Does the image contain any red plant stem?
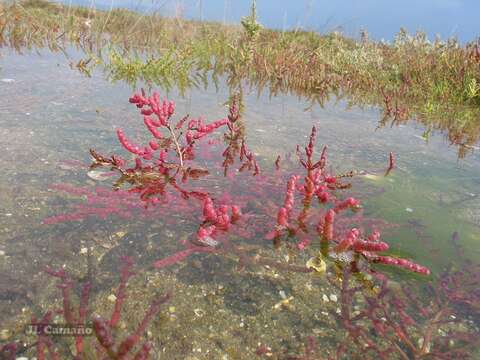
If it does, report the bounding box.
[231,205,242,223]
[37,334,46,360]
[153,246,216,269]
[367,230,381,242]
[144,116,164,139]
[203,197,218,222]
[276,207,288,227]
[132,342,154,360]
[78,281,91,323]
[372,255,430,275]
[313,145,328,169]
[335,228,360,252]
[44,267,76,324]
[92,316,116,358]
[333,197,360,213]
[116,293,172,357]
[34,311,58,360]
[352,239,389,252]
[322,209,335,242]
[275,155,281,170]
[153,248,194,269]
[110,257,135,328]
[253,160,260,175]
[385,152,395,176]
[75,281,91,356]
[116,129,143,155]
[60,286,74,323]
[0,343,18,359]
[283,175,299,214]
[44,338,60,360]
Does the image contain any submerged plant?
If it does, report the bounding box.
[324,237,480,360]
[46,91,431,279]
[26,91,480,359]
[4,257,171,359]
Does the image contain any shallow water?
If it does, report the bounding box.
[1,48,479,358]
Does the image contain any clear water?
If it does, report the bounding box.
[1,48,479,358]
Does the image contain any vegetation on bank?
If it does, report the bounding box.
[1,0,480,156]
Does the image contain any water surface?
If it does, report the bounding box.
[1,48,479,358]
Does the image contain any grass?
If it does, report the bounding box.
[1,0,479,156]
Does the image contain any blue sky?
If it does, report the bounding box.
[63,0,479,42]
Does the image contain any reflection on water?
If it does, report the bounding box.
[0,49,479,358]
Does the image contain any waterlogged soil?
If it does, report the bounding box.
[0,49,480,358]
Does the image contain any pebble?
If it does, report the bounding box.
[0,329,10,340]
[195,236,219,247]
[306,256,326,273]
[273,296,294,310]
[194,308,205,317]
[58,163,77,171]
[0,250,5,256]
[322,294,329,302]
[107,294,117,302]
[0,78,15,83]
[405,207,413,212]
[363,173,381,181]
[329,294,338,302]
[87,170,111,181]
[115,231,126,238]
